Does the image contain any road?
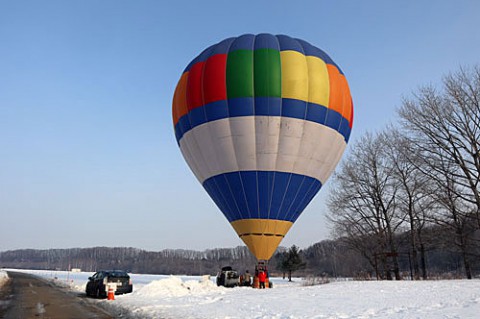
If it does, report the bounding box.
[0,271,119,319]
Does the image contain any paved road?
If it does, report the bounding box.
[0,271,118,319]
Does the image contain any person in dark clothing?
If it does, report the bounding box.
[243,270,251,286]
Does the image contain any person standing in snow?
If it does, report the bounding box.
[244,270,251,286]
[258,270,266,289]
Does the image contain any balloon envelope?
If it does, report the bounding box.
[172,34,353,260]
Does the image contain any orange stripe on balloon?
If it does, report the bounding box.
[339,74,353,125]
[326,64,343,115]
[172,72,189,126]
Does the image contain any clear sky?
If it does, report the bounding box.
[1,0,479,252]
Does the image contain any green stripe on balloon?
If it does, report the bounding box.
[254,49,281,98]
[226,50,253,98]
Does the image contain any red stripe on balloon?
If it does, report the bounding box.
[203,54,227,105]
[186,61,205,111]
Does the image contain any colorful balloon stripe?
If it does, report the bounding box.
[174,100,352,144]
[203,171,322,223]
[177,116,346,186]
[173,34,353,146]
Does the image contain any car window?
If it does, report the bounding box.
[107,271,128,277]
[91,270,129,279]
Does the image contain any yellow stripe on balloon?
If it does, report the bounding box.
[280,50,308,101]
[306,56,330,107]
[230,219,293,260]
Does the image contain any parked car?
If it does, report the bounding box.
[216,266,239,288]
[85,270,133,298]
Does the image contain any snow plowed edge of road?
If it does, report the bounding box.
[0,270,9,288]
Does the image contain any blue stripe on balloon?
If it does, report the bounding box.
[228,172,251,219]
[269,172,290,220]
[241,171,257,218]
[205,100,229,122]
[176,116,191,144]
[325,109,343,131]
[306,102,327,125]
[338,118,351,142]
[202,171,322,223]
[254,33,280,50]
[283,177,319,221]
[255,97,282,116]
[257,171,274,218]
[228,97,254,117]
[274,174,306,220]
[282,98,307,119]
[189,106,207,128]
[229,34,255,51]
[277,34,305,53]
[174,99,351,145]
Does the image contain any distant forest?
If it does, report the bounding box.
[1,224,478,279]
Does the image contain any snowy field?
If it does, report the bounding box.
[5,269,480,318]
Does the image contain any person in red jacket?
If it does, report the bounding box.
[258,270,267,289]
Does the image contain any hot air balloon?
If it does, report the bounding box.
[172,34,353,263]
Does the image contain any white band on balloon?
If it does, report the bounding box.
[178,116,347,184]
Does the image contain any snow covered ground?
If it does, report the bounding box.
[6,269,480,318]
[0,270,8,288]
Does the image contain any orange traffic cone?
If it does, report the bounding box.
[253,276,259,288]
[107,286,115,300]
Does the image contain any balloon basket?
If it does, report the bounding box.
[253,260,271,289]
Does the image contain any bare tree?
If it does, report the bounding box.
[399,67,480,221]
[398,66,480,278]
[328,132,402,280]
[429,157,478,278]
[384,129,435,279]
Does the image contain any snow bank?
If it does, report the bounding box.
[0,270,9,288]
[134,275,219,298]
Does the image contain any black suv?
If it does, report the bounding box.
[85,270,133,298]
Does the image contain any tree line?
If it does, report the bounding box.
[0,246,258,275]
[327,65,480,280]
[0,225,477,279]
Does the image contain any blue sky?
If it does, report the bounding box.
[1,0,479,252]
